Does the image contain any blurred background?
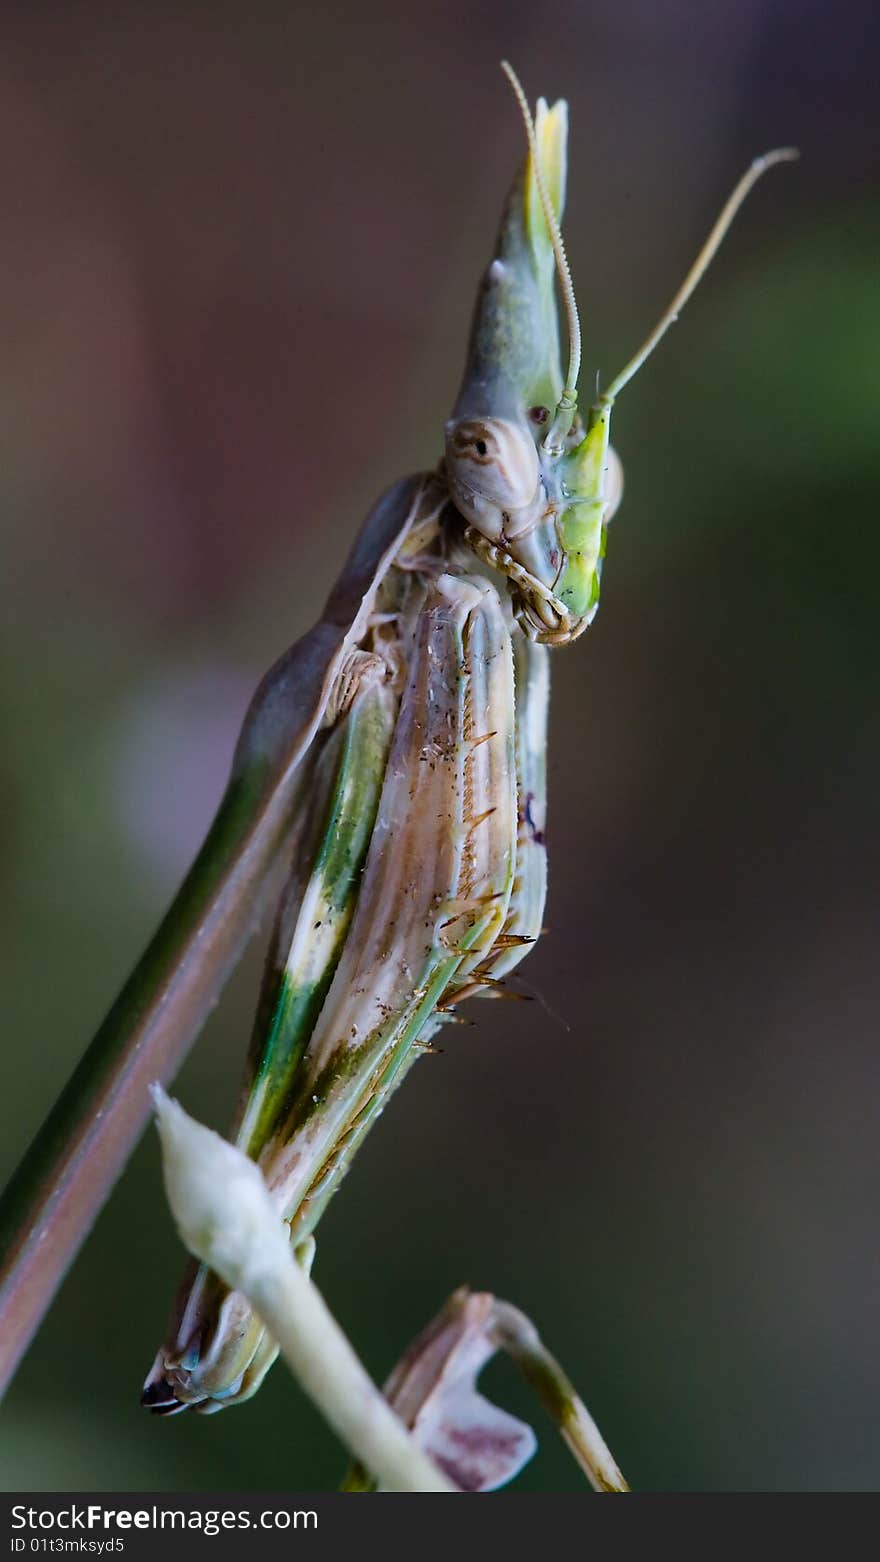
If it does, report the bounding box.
[1,0,878,1493]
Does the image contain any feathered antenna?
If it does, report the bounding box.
[501,61,581,460]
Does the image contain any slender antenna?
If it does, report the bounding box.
[501,61,581,458]
[600,147,799,407]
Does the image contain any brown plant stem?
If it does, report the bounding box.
[0,477,420,1399]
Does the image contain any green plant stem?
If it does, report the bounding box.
[490,1300,629,1491]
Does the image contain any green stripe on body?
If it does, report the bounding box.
[235,679,397,1159]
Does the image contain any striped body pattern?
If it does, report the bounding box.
[144,508,549,1412]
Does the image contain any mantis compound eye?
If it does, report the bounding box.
[444,415,540,539]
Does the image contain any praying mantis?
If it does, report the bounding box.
[137,66,795,1415]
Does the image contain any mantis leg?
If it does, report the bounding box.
[440,630,549,1003]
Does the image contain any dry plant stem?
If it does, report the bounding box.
[490,1301,629,1492]
[342,1287,629,1494]
[152,1088,456,1493]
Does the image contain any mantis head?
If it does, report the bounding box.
[445,63,797,645]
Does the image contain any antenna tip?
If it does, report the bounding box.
[752,146,800,175]
[500,59,526,103]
